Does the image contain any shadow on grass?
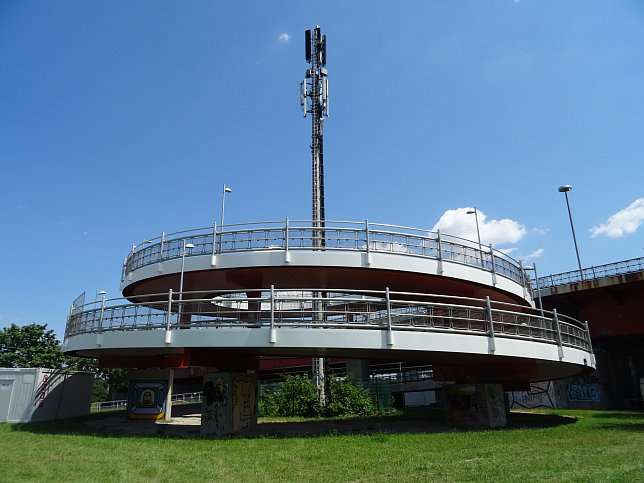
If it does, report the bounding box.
[9,406,580,440]
[506,411,577,430]
[590,410,644,420]
[586,410,644,432]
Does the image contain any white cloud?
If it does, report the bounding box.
[278,33,291,44]
[524,248,544,260]
[432,207,527,247]
[590,197,644,238]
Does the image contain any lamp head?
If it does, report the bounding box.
[558,185,572,193]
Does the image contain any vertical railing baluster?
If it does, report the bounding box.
[165,289,173,344]
[365,219,371,266]
[485,296,495,353]
[553,308,564,360]
[489,244,498,286]
[437,230,444,275]
[270,285,276,343]
[385,287,393,346]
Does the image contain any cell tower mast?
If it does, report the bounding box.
[300,26,329,244]
[301,26,329,404]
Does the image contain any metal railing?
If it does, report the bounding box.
[121,220,530,290]
[66,288,591,353]
[91,392,203,412]
[535,256,644,290]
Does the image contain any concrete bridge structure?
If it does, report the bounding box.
[63,220,596,431]
[534,257,644,409]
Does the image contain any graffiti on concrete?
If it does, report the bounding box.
[568,382,601,402]
[509,381,556,409]
[202,375,229,434]
[128,380,167,419]
[202,373,258,434]
[566,373,602,403]
[233,374,256,431]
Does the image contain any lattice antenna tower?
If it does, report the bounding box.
[300,26,329,242]
[300,26,329,404]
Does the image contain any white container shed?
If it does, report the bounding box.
[0,368,93,423]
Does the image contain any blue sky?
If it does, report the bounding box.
[1,1,643,338]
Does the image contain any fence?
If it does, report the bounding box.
[67,287,591,353]
[536,256,644,290]
[121,219,530,290]
[91,391,203,412]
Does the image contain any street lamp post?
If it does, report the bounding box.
[558,185,584,281]
[220,184,232,253]
[178,240,195,325]
[466,207,482,250]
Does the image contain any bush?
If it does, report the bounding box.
[259,374,376,418]
[324,374,375,417]
[259,375,321,417]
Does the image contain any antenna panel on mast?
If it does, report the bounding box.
[305,30,311,63]
[321,35,326,66]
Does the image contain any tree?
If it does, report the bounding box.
[0,323,65,368]
[0,323,127,402]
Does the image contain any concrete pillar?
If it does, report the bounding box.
[201,372,258,435]
[126,368,173,420]
[346,359,370,383]
[443,383,507,428]
[164,369,174,421]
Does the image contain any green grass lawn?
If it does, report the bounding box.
[1,409,642,482]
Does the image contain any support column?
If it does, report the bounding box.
[443,383,507,428]
[201,372,258,435]
[345,359,370,383]
[126,368,173,420]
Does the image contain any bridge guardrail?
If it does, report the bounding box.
[121,220,530,290]
[66,288,591,353]
[535,256,644,290]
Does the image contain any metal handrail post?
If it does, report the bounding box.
[489,244,497,286]
[553,308,564,360]
[211,224,217,257]
[584,320,594,355]
[365,219,371,266]
[269,285,277,343]
[284,218,291,263]
[519,260,528,299]
[159,232,165,262]
[385,287,393,346]
[218,223,223,254]
[165,289,173,332]
[436,230,444,275]
[485,296,495,353]
[533,263,544,317]
[285,218,290,251]
[98,296,106,333]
